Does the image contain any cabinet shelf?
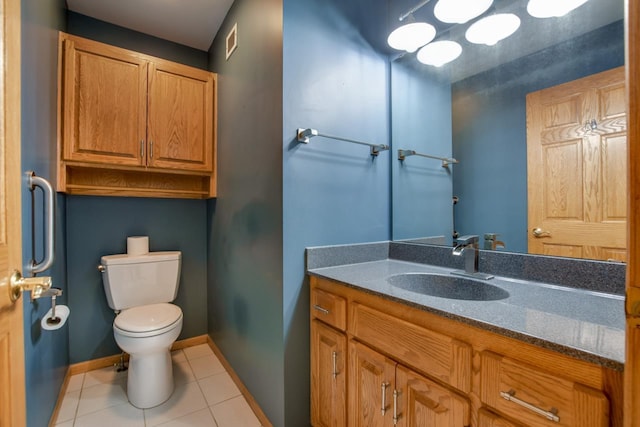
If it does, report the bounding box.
[61,165,214,199]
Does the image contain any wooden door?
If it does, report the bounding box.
[349,341,395,427]
[147,60,214,172]
[60,33,147,166]
[626,1,640,426]
[395,364,470,427]
[527,67,627,261]
[310,320,346,427]
[0,0,26,424]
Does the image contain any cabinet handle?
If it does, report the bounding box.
[313,304,330,315]
[149,140,154,159]
[332,351,338,378]
[500,389,560,423]
[140,140,145,159]
[393,389,400,425]
[381,382,390,415]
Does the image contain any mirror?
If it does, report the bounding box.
[390,0,626,260]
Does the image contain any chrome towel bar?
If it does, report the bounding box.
[297,128,390,157]
[397,149,458,168]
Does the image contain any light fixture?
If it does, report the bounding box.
[434,0,493,24]
[417,41,462,67]
[527,0,589,18]
[387,22,437,53]
[465,13,521,46]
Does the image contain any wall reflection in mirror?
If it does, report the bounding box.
[390,0,626,262]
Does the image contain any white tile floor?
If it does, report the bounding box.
[54,344,263,427]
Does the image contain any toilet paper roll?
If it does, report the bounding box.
[127,236,149,256]
[41,305,70,331]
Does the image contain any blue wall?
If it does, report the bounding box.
[67,11,207,69]
[63,14,210,362]
[20,1,67,426]
[66,196,208,362]
[282,0,390,424]
[207,0,285,424]
[391,60,454,243]
[452,20,625,252]
[206,0,390,425]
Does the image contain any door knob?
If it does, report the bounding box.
[532,227,552,238]
[9,270,52,302]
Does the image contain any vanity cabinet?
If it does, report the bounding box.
[309,276,623,427]
[57,33,217,198]
[350,340,470,427]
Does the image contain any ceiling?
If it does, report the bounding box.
[66,0,235,51]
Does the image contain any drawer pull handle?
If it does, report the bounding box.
[381,382,390,415]
[313,304,330,315]
[332,351,338,378]
[500,389,560,423]
[393,389,401,425]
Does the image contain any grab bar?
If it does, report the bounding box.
[297,128,390,156]
[26,171,55,275]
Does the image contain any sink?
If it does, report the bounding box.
[387,273,509,301]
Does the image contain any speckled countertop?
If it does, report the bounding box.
[308,257,625,370]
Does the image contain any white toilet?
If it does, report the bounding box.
[100,251,183,409]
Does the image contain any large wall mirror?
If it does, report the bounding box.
[390,0,626,262]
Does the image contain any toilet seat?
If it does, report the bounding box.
[114,303,182,338]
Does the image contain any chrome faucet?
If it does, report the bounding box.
[452,235,479,274]
[452,235,494,280]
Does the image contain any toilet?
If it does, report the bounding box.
[99,250,183,409]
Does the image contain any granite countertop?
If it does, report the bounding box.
[308,258,625,370]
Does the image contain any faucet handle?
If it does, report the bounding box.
[455,235,479,245]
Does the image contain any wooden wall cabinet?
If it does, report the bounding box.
[310,276,622,427]
[57,33,217,198]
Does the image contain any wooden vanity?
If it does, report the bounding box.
[310,275,623,427]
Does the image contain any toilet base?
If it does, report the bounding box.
[127,349,174,409]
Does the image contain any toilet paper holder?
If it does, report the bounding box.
[34,286,64,326]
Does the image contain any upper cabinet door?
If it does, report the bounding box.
[60,34,147,166]
[147,60,215,172]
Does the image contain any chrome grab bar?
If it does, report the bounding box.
[26,171,55,275]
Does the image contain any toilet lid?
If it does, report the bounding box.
[115,303,182,333]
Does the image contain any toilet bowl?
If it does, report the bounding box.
[113,303,183,408]
[99,249,183,409]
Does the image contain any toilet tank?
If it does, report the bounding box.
[100,251,181,310]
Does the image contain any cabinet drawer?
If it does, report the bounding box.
[350,303,471,393]
[311,288,347,331]
[480,351,609,427]
[478,408,523,427]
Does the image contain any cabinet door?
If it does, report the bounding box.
[311,320,346,427]
[395,364,470,427]
[61,35,147,166]
[148,60,214,171]
[349,341,395,427]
